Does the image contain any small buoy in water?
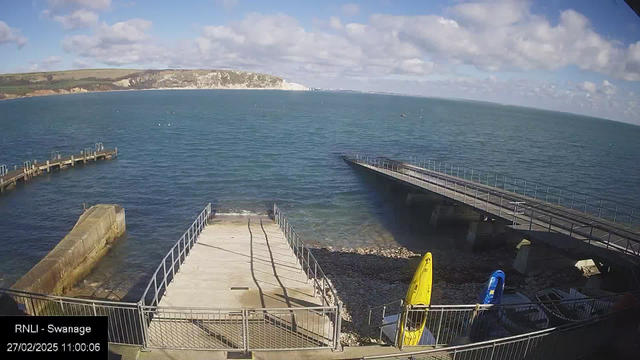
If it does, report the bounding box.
[158,124,161,126]
[168,123,171,126]
[420,116,423,119]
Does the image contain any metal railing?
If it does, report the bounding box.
[141,305,339,351]
[346,155,640,258]
[363,301,639,360]
[1,205,341,352]
[368,292,623,350]
[137,203,341,351]
[140,203,213,307]
[407,156,640,230]
[273,203,342,350]
[0,288,144,345]
[273,204,340,309]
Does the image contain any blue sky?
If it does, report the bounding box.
[1,0,640,124]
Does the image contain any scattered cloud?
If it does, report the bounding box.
[63,19,159,65]
[42,56,62,68]
[55,2,640,123]
[47,0,111,11]
[72,58,92,68]
[0,21,28,48]
[330,16,343,30]
[53,9,99,29]
[579,81,597,93]
[342,3,360,16]
[220,0,238,10]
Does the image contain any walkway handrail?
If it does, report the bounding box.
[345,155,640,258]
[407,156,640,230]
[273,203,340,308]
[140,203,212,306]
[0,287,144,345]
[362,301,639,359]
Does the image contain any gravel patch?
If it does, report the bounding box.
[311,245,586,346]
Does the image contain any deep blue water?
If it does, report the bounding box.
[1,90,639,296]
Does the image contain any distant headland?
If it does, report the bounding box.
[0,69,309,100]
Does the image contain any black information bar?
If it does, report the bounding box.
[1,316,108,359]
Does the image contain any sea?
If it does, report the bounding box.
[1,89,639,298]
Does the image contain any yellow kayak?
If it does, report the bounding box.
[399,252,432,346]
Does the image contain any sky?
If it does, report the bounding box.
[1,0,640,124]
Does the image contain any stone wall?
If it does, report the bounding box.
[11,204,125,299]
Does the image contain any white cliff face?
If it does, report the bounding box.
[110,70,309,91]
[281,80,309,91]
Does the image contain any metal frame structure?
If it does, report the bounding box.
[362,301,638,360]
[367,292,625,349]
[346,155,640,258]
[136,203,341,351]
[406,156,640,230]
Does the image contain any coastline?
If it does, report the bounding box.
[0,86,310,102]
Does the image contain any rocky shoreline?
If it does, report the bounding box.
[310,245,587,346]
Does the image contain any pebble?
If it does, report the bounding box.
[311,245,586,347]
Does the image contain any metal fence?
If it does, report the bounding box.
[273,203,340,308]
[140,203,213,307]
[368,292,625,350]
[346,155,640,257]
[363,301,639,360]
[141,305,339,351]
[407,156,640,230]
[0,288,144,345]
[136,203,341,351]
[0,204,341,352]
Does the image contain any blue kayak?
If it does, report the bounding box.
[478,270,506,304]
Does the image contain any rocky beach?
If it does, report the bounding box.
[311,245,587,346]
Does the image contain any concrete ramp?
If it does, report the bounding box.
[146,214,336,350]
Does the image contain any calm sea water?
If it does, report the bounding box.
[1,90,639,297]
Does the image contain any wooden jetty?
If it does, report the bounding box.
[0,143,117,194]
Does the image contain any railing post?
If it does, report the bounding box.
[598,199,603,218]
[153,277,159,306]
[242,309,249,352]
[530,210,534,230]
[171,250,175,279]
[162,261,168,295]
[313,262,317,296]
[138,301,149,350]
[334,302,343,351]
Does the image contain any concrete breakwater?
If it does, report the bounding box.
[11,204,125,303]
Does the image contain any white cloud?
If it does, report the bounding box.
[330,16,343,30]
[55,5,640,123]
[62,19,159,65]
[220,0,238,10]
[53,9,99,29]
[579,81,597,93]
[0,21,28,48]
[342,3,360,16]
[47,0,111,11]
[42,56,62,68]
[72,58,92,68]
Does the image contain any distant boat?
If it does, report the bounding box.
[478,270,505,305]
[400,114,406,117]
[498,290,549,334]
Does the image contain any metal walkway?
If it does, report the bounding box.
[139,204,340,351]
[343,155,640,269]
